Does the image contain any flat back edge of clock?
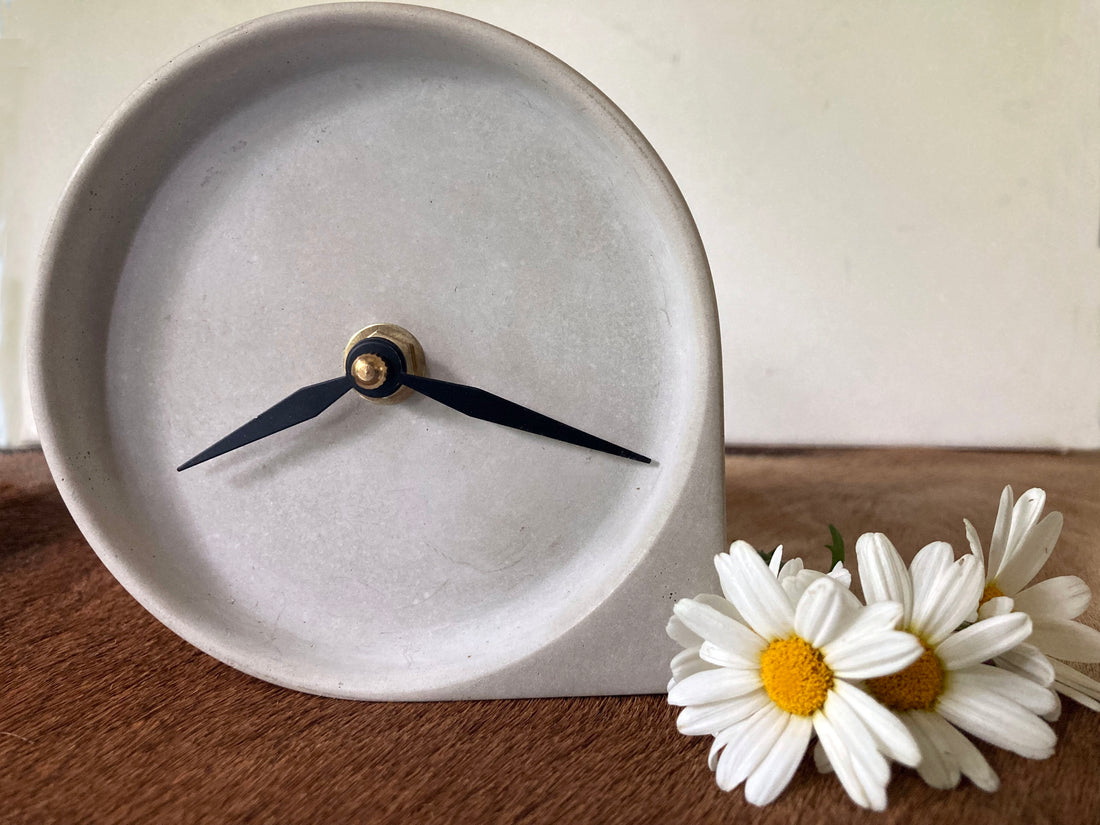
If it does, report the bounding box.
[27,2,727,699]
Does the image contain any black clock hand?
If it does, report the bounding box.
[177,375,353,471]
[399,373,651,464]
[178,329,651,470]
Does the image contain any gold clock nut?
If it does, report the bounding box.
[351,353,388,390]
[344,323,427,404]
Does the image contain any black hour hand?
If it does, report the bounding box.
[399,373,651,464]
[177,376,353,471]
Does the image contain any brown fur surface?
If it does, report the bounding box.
[1,448,1098,824]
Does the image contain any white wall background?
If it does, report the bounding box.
[2,0,1098,448]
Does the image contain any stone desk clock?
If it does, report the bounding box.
[28,3,724,699]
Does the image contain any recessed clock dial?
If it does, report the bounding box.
[29,5,724,699]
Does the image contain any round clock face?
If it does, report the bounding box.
[30,5,715,698]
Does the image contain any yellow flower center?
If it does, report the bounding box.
[979,581,1006,607]
[865,641,945,711]
[759,636,834,716]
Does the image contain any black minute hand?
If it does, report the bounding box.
[399,373,651,464]
[177,376,353,471]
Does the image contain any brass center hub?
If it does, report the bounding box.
[351,353,388,390]
[343,323,428,405]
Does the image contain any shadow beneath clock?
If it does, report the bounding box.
[198,393,372,488]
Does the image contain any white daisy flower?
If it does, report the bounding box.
[855,533,1058,792]
[667,545,851,694]
[964,485,1100,713]
[667,541,924,810]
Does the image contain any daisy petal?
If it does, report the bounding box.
[707,710,756,770]
[825,629,923,681]
[814,711,875,810]
[951,664,1058,716]
[985,485,1014,579]
[1043,691,1063,722]
[918,554,984,646]
[855,533,913,626]
[668,667,763,706]
[963,518,984,565]
[677,690,771,736]
[813,740,832,774]
[977,596,1014,620]
[716,544,795,641]
[828,707,890,811]
[714,704,788,792]
[1000,487,1047,571]
[829,561,852,589]
[695,592,744,621]
[909,541,955,615]
[921,711,999,792]
[777,554,803,582]
[995,642,1055,687]
[936,613,1032,670]
[997,511,1063,595]
[794,577,854,648]
[830,601,904,641]
[708,737,723,771]
[1051,661,1100,711]
[903,711,960,790]
[699,641,757,670]
[666,615,701,648]
[1052,681,1100,712]
[820,691,889,787]
[937,683,1056,759]
[832,680,920,766]
[673,599,765,660]
[1028,619,1100,663]
[768,546,784,576]
[1013,576,1091,621]
[745,713,813,806]
[1051,660,1100,704]
[778,568,818,604]
[670,647,711,683]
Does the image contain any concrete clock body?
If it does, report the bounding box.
[28,3,725,699]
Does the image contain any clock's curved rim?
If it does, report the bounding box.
[28,2,721,699]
